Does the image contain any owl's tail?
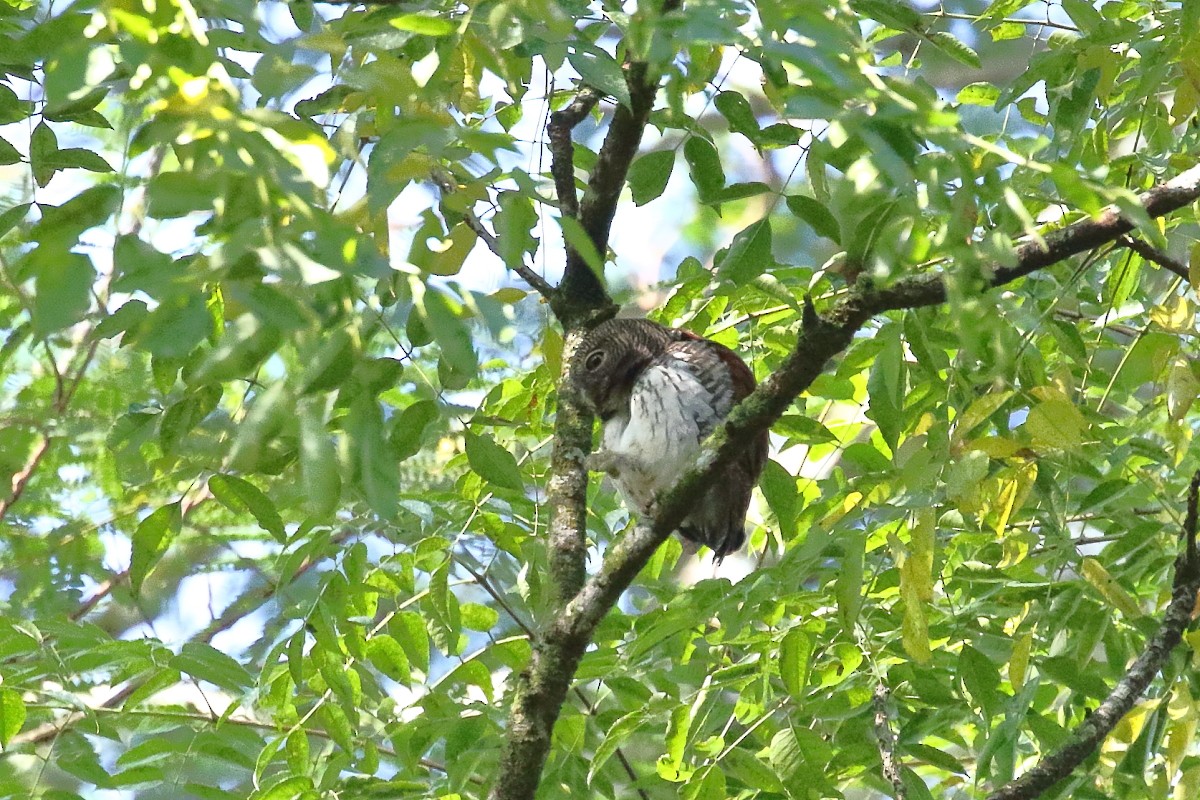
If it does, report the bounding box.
[678,484,750,561]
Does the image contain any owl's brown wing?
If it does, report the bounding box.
[653,339,768,559]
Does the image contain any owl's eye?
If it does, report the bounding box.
[584,350,605,371]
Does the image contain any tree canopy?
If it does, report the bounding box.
[1,0,1200,799]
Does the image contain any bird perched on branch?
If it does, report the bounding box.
[571,318,769,559]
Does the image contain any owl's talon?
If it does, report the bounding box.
[585,451,619,476]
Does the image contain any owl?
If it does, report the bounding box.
[571,318,769,559]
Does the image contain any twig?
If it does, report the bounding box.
[429,168,557,300]
[873,683,906,800]
[0,436,50,523]
[1053,308,1142,339]
[925,11,1079,33]
[986,470,1200,800]
[1120,235,1190,281]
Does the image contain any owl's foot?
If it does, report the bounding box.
[585,450,622,477]
[643,496,661,519]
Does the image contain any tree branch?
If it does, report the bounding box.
[493,162,1200,800]
[874,683,906,800]
[549,0,680,321]
[985,470,1200,800]
[1120,234,1190,281]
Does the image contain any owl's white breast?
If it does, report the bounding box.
[600,359,719,510]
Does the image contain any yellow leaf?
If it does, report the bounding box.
[1166,700,1197,777]
[1080,557,1142,618]
[992,461,1037,538]
[1167,358,1200,421]
[1009,631,1032,690]
[1151,295,1195,333]
[899,511,934,664]
[822,491,863,526]
[1176,764,1200,800]
[907,510,935,602]
[1186,630,1200,669]
[1024,398,1086,450]
[1108,700,1154,753]
[900,576,931,665]
[952,390,1014,443]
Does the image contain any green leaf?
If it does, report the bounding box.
[925,31,981,68]
[51,147,112,173]
[957,82,1000,107]
[171,642,253,693]
[31,252,94,335]
[34,184,121,245]
[714,182,771,202]
[460,602,499,631]
[589,707,649,785]
[664,704,691,766]
[253,775,315,800]
[208,474,286,543]
[131,503,182,594]
[958,644,1001,716]
[298,400,341,518]
[464,432,523,491]
[1024,397,1086,450]
[366,634,412,684]
[0,136,20,166]
[0,688,26,748]
[558,215,604,275]
[683,136,725,203]
[416,283,477,377]
[132,293,212,358]
[865,323,905,451]
[95,299,149,340]
[348,396,399,519]
[44,86,108,122]
[567,48,631,108]
[299,329,356,394]
[779,629,811,701]
[835,532,865,628]
[390,12,456,35]
[392,400,439,461]
[147,172,215,218]
[159,385,221,454]
[714,90,760,140]
[392,610,430,673]
[758,459,797,539]
[627,150,675,206]
[715,218,773,283]
[492,191,539,272]
[785,195,841,243]
[767,728,803,781]
[29,121,59,186]
[0,203,31,237]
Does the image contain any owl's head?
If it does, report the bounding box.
[570,318,675,419]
